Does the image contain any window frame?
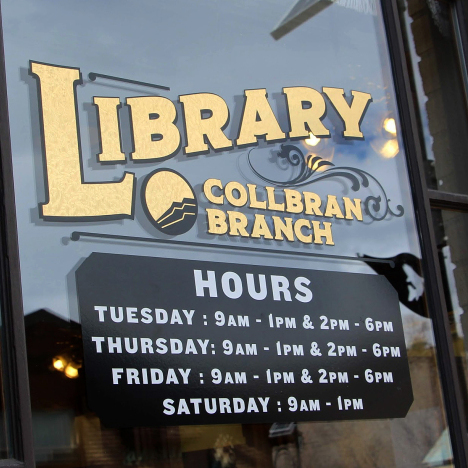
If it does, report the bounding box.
[381,0,468,466]
[0,0,465,466]
[0,2,36,466]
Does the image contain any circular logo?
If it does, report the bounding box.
[142,169,198,235]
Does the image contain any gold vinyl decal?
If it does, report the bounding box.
[143,170,198,235]
[29,62,374,243]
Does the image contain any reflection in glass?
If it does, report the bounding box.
[401,0,468,195]
[0,0,457,466]
[432,210,468,429]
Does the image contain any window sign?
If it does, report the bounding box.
[77,254,411,426]
[0,0,452,465]
[23,57,414,425]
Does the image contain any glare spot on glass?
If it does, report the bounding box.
[383,117,397,136]
[64,364,79,379]
[307,148,335,172]
[304,133,320,147]
[52,356,66,371]
[308,156,321,171]
[53,355,80,378]
[380,139,399,159]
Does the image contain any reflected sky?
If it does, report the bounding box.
[1,0,423,350]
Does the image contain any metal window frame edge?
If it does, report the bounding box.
[452,0,468,106]
[428,189,468,211]
[0,0,463,467]
[381,0,468,466]
[454,0,468,50]
[0,1,35,467]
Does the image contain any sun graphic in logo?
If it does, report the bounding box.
[142,169,198,235]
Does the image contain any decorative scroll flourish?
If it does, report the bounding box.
[247,144,404,221]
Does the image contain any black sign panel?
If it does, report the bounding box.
[76,252,413,427]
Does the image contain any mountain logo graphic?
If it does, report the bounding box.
[142,169,198,235]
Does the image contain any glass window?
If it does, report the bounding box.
[0,0,457,466]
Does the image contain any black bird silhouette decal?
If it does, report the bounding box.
[360,253,427,317]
